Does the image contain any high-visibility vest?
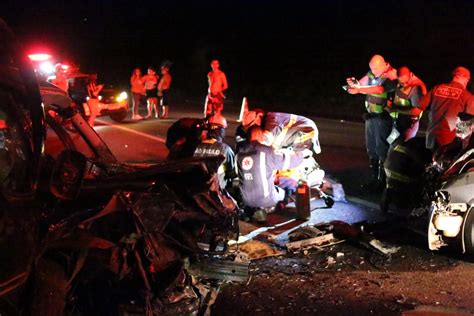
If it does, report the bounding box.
[365,72,388,114]
[390,84,414,119]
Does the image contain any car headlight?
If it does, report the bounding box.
[116,91,128,102]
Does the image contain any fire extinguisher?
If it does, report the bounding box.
[296,179,311,220]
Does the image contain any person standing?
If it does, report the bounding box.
[387,66,427,144]
[52,64,69,92]
[346,54,397,190]
[417,66,473,153]
[86,73,103,127]
[204,59,228,117]
[158,65,172,119]
[130,68,145,120]
[142,67,159,119]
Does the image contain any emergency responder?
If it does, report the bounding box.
[86,74,103,127]
[204,59,228,117]
[237,126,309,221]
[166,118,206,160]
[193,116,236,190]
[381,137,432,214]
[158,64,172,119]
[241,110,321,154]
[386,66,427,145]
[346,54,397,190]
[417,66,473,153]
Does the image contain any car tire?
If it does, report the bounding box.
[463,206,474,254]
[110,109,128,123]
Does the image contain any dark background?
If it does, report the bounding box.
[2,0,474,116]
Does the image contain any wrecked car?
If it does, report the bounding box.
[427,147,474,253]
[401,115,474,254]
[0,19,244,315]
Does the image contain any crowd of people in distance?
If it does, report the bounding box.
[130,64,172,120]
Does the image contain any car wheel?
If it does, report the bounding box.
[324,196,334,208]
[463,206,474,254]
[110,109,128,123]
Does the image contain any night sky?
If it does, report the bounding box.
[2,0,474,110]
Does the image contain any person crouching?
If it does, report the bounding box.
[237,126,309,222]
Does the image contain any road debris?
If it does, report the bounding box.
[232,240,285,261]
[287,233,337,252]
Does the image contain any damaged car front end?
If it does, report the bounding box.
[0,19,246,315]
[427,149,474,253]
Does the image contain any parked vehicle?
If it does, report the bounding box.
[67,74,129,123]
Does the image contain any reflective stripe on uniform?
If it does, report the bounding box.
[394,145,425,167]
[295,130,315,144]
[272,114,298,148]
[385,168,413,183]
[366,72,388,113]
[365,101,384,113]
[391,85,413,119]
[259,151,269,197]
[263,130,274,146]
[217,164,225,175]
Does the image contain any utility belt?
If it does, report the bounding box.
[363,110,391,121]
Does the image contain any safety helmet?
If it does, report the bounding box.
[206,113,227,142]
[208,113,227,128]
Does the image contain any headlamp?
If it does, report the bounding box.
[116,91,128,102]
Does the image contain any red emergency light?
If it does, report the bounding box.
[28,53,52,61]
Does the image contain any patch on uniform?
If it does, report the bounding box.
[242,156,253,170]
[434,86,462,100]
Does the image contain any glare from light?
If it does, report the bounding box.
[98,95,103,101]
[28,53,52,61]
[116,91,128,102]
[39,62,55,74]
